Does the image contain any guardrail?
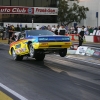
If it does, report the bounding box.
[66,34,100,43]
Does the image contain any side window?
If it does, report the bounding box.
[20,34,25,39]
[19,33,25,40]
[15,44,21,49]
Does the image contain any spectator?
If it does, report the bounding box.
[20,23,22,31]
[8,25,13,44]
[17,24,20,31]
[77,26,82,34]
[78,26,85,47]
[51,25,56,33]
[25,24,27,30]
[58,25,67,35]
[36,25,40,30]
[65,24,68,32]
[47,25,51,31]
[55,25,59,35]
[12,25,15,31]
[41,25,45,30]
[74,26,78,34]
[4,25,8,39]
[88,27,93,35]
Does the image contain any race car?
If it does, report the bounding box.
[9,30,72,61]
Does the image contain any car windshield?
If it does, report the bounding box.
[27,30,55,36]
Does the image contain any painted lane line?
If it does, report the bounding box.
[0,83,28,100]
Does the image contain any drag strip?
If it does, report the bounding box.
[0,83,27,100]
[0,44,100,100]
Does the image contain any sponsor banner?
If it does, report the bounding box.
[34,7,58,15]
[0,6,34,14]
[85,47,95,56]
[76,46,88,55]
[0,6,58,15]
[93,49,100,57]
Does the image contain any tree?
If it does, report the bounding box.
[58,0,89,25]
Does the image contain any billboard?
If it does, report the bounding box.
[0,6,58,15]
[34,7,58,15]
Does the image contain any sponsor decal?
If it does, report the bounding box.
[15,44,21,49]
[15,48,26,54]
[93,49,100,57]
[28,8,32,14]
[85,47,95,56]
[76,46,88,55]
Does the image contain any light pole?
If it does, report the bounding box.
[96,12,98,28]
[32,18,33,30]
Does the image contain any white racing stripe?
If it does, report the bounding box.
[0,83,28,100]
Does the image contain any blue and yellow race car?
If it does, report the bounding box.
[9,30,72,61]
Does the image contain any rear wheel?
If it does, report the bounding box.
[12,48,23,61]
[59,48,67,57]
[34,50,45,61]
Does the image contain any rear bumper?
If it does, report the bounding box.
[33,42,72,49]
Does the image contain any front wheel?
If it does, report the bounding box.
[29,43,35,58]
[59,48,67,57]
[12,48,23,61]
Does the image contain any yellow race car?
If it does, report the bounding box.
[9,30,72,61]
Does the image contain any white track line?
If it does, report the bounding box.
[0,83,28,100]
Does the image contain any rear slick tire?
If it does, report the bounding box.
[35,52,45,61]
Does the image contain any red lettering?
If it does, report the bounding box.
[36,8,55,13]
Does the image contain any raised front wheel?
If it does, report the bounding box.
[12,48,23,61]
[29,43,35,58]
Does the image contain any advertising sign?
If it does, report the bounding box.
[34,7,58,15]
[76,46,88,55]
[0,6,58,15]
[85,47,95,56]
[0,6,34,14]
[93,49,100,57]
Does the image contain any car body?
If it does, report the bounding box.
[9,30,72,61]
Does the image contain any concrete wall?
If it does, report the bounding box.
[68,0,100,27]
[78,0,100,27]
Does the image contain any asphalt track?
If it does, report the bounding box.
[0,44,100,100]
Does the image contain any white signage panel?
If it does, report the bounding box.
[76,46,88,55]
[34,7,58,15]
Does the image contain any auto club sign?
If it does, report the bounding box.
[0,6,58,15]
